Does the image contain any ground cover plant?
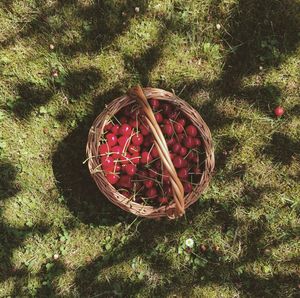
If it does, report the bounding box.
[0,0,299,297]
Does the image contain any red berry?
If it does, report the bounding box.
[114,163,121,172]
[184,182,193,194]
[169,110,178,120]
[129,119,138,128]
[119,153,131,165]
[167,138,176,147]
[178,118,186,126]
[119,189,130,197]
[131,152,141,164]
[141,151,152,164]
[137,170,147,178]
[103,166,115,174]
[162,170,170,182]
[169,152,175,160]
[186,151,196,161]
[159,197,168,204]
[151,146,159,158]
[145,187,158,198]
[111,124,120,135]
[119,124,132,136]
[106,133,118,147]
[186,125,198,137]
[143,135,154,147]
[178,168,189,179]
[99,143,110,155]
[124,164,137,176]
[104,123,113,131]
[106,173,119,185]
[155,112,163,123]
[140,123,150,136]
[179,146,187,156]
[118,136,129,150]
[172,143,181,154]
[132,134,143,146]
[119,117,127,124]
[101,156,114,168]
[163,124,173,136]
[274,106,284,117]
[149,99,160,110]
[111,146,122,159]
[128,144,140,154]
[144,179,154,188]
[163,119,171,125]
[162,103,172,115]
[148,169,158,178]
[155,160,162,170]
[177,134,185,143]
[194,138,201,147]
[193,167,201,175]
[173,156,184,168]
[174,122,184,134]
[118,175,132,188]
[163,185,172,196]
[185,136,195,148]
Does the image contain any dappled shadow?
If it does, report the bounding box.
[263,132,300,165]
[0,0,150,55]
[214,136,239,172]
[0,160,19,200]
[210,0,300,115]
[290,104,300,117]
[1,0,300,296]
[8,82,53,119]
[0,223,49,282]
[59,0,150,56]
[35,260,66,297]
[124,43,164,86]
[220,0,300,87]
[64,68,102,99]
[235,84,281,115]
[72,219,186,296]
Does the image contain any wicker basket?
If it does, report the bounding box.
[86,86,214,219]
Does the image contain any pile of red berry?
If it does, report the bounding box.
[98,99,203,206]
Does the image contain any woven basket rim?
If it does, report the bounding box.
[86,87,215,219]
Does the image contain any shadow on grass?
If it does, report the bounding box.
[2,0,300,296]
[198,0,300,117]
[52,87,136,226]
[0,0,149,55]
[263,132,300,165]
[64,68,102,99]
[8,82,53,119]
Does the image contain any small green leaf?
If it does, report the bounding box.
[46,263,54,271]
[39,106,47,114]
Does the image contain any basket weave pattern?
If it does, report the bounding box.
[86,87,215,219]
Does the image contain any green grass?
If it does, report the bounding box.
[0,0,300,297]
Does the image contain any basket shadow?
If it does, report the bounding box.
[52,87,136,226]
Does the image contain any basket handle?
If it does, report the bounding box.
[128,85,185,218]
